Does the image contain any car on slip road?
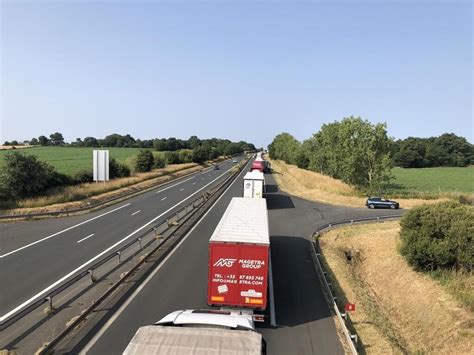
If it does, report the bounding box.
[366,197,400,209]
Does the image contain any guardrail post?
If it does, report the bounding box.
[117,251,121,264]
[350,220,354,225]
[377,216,380,222]
[138,237,142,249]
[350,334,358,344]
[45,296,55,314]
[88,269,96,283]
[328,223,332,228]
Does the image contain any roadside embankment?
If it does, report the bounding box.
[0,163,201,217]
[267,158,447,209]
[318,221,473,354]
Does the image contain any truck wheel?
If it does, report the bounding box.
[369,204,375,209]
[390,204,396,209]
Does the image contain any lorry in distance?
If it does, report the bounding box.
[208,197,270,311]
[243,171,265,198]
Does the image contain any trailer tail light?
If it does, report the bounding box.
[252,314,265,322]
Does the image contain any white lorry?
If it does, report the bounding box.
[243,171,265,198]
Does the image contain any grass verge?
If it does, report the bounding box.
[318,221,473,354]
[0,163,200,215]
[268,158,455,208]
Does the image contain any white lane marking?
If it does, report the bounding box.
[161,197,167,201]
[155,176,194,194]
[76,234,95,244]
[192,182,196,185]
[131,210,141,216]
[0,169,232,323]
[0,203,131,258]
[179,188,184,191]
[80,159,251,354]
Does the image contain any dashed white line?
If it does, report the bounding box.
[161,197,167,201]
[192,182,196,185]
[80,158,251,354]
[0,170,231,323]
[0,203,131,258]
[77,234,95,244]
[155,176,195,194]
[179,188,184,191]
[131,210,141,216]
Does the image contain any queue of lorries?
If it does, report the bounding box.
[124,153,271,354]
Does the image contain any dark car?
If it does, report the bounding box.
[366,197,399,209]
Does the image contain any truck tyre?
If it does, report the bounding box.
[369,204,375,209]
[390,204,396,209]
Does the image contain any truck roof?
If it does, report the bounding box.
[123,325,262,355]
[244,171,265,181]
[210,197,269,245]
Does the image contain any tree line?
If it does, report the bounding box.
[268,116,473,193]
[3,133,256,154]
[0,135,255,207]
[391,134,473,168]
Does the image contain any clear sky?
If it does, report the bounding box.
[1,0,472,147]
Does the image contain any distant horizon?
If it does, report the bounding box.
[3,124,473,148]
[2,1,472,147]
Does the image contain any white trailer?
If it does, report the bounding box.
[123,309,265,355]
[243,171,265,198]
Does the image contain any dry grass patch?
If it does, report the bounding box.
[319,221,473,354]
[2,163,200,214]
[268,158,447,208]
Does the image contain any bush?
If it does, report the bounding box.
[154,155,166,169]
[74,169,93,183]
[0,152,69,199]
[109,158,131,178]
[135,150,154,172]
[192,146,210,163]
[179,150,193,163]
[399,201,473,272]
[164,151,181,165]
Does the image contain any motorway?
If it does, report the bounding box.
[69,163,402,354]
[0,158,243,321]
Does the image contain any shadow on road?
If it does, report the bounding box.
[266,194,295,210]
[269,235,332,327]
[265,184,279,193]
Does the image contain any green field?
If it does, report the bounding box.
[388,166,474,195]
[0,147,168,176]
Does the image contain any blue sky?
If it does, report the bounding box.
[1,0,472,147]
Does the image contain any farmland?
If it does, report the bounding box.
[0,147,171,176]
[388,166,474,195]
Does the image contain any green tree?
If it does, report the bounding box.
[83,136,99,147]
[302,117,392,192]
[0,152,67,199]
[49,132,65,146]
[30,138,39,145]
[135,150,154,172]
[192,146,211,163]
[38,135,49,146]
[268,133,300,164]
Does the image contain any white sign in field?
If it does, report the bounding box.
[93,150,109,182]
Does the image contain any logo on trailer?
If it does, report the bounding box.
[213,258,237,267]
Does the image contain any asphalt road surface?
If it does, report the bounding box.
[0,158,243,320]
[74,167,403,354]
